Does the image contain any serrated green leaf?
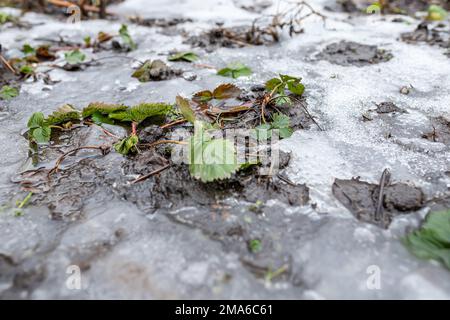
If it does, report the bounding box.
[0,85,19,100]
[64,49,86,65]
[91,111,115,125]
[32,126,51,144]
[271,113,292,138]
[114,134,139,155]
[176,95,196,123]
[27,112,45,129]
[168,51,199,62]
[265,78,282,91]
[46,104,81,125]
[119,24,137,51]
[109,103,172,123]
[275,96,292,106]
[82,102,128,118]
[255,123,272,141]
[287,81,305,96]
[188,121,239,182]
[403,210,450,270]
[265,74,305,97]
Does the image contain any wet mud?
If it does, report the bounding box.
[316,41,393,66]
[332,176,425,228]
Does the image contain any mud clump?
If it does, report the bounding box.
[401,22,450,51]
[374,102,406,114]
[422,116,450,145]
[119,149,309,212]
[129,17,193,28]
[131,60,182,82]
[317,41,393,66]
[332,177,425,228]
[185,25,277,52]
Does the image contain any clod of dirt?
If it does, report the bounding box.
[401,22,449,47]
[119,149,309,212]
[333,0,449,16]
[129,16,193,28]
[131,60,183,82]
[316,41,393,66]
[374,102,406,114]
[332,177,425,228]
[185,25,277,52]
[422,116,450,145]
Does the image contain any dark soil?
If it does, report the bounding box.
[316,41,393,66]
[333,0,450,15]
[422,116,450,145]
[332,176,425,228]
[401,22,450,52]
[185,25,278,52]
[374,102,406,114]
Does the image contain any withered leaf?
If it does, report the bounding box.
[176,95,196,123]
[212,83,241,100]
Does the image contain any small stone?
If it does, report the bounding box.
[400,86,410,95]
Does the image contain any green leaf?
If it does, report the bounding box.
[188,121,240,182]
[265,74,305,97]
[46,104,81,125]
[32,125,51,144]
[114,134,139,155]
[271,113,293,138]
[427,5,448,21]
[176,95,196,123]
[19,65,34,75]
[275,96,292,106]
[265,78,282,91]
[168,51,199,62]
[27,112,45,129]
[82,102,128,118]
[287,81,305,96]
[22,44,35,55]
[0,12,14,24]
[217,62,252,79]
[109,103,172,123]
[255,123,272,141]
[91,111,115,125]
[64,49,86,65]
[0,85,19,100]
[403,210,450,270]
[248,239,262,253]
[119,24,137,51]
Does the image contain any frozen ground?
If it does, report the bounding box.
[0,0,450,299]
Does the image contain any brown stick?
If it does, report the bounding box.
[160,119,187,129]
[48,145,108,177]
[131,164,170,184]
[140,140,188,148]
[0,54,16,74]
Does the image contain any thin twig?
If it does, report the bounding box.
[0,54,16,74]
[140,140,188,148]
[48,145,108,177]
[374,168,391,225]
[160,118,187,129]
[131,164,171,184]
